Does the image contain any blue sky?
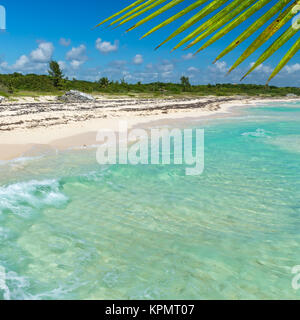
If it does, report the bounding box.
[0,0,299,86]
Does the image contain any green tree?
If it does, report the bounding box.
[97,0,300,82]
[48,60,64,88]
[120,78,127,85]
[180,76,191,92]
[98,77,110,88]
[7,81,14,94]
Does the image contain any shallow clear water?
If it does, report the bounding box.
[1,101,300,300]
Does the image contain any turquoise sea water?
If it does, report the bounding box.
[1,101,300,300]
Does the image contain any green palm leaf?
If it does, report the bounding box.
[228,0,298,73]
[110,0,164,27]
[214,0,292,63]
[97,0,300,81]
[95,0,145,27]
[140,0,209,40]
[116,0,169,28]
[185,0,265,51]
[174,0,258,51]
[127,0,186,32]
[154,0,229,49]
[268,36,300,81]
[241,26,299,80]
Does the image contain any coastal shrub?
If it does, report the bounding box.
[98,77,110,88]
[180,76,191,92]
[0,73,299,97]
[48,60,64,89]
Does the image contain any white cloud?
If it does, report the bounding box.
[1,41,55,73]
[69,60,83,69]
[1,39,298,87]
[215,61,228,73]
[158,60,174,73]
[96,38,119,54]
[250,62,273,74]
[78,58,300,86]
[284,63,300,74]
[66,44,87,61]
[30,42,54,63]
[59,38,71,47]
[13,55,30,69]
[133,54,143,65]
[187,67,199,72]
[0,61,8,69]
[109,60,127,68]
[146,63,153,70]
[58,60,67,70]
[66,44,88,69]
[182,53,194,61]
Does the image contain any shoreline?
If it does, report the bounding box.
[0,95,299,161]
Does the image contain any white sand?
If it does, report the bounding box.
[0,95,299,160]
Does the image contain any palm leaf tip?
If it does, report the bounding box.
[95,0,146,28]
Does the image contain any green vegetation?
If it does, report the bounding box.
[98,77,110,88]
[0,72,299,98]
[180,76,191,92]
[48,60,64,89]
[98,0,300,82]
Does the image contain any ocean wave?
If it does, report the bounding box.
[0,261,87,300]
[0,179,68,218]
[0,155,44,167]
[241,128,270,138]
[0,265,30,300]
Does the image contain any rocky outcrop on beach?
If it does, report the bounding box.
[58,90,95,103]
[286,93,298,98]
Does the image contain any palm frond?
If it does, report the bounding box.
[175,0,258,51]
[97,0,300,81]
[268,36,300,81]
[241,24,299,80]
[192,0,276,53]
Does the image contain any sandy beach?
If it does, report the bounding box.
[0,95,299,161]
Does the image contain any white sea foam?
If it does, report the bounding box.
[25,286,72,300]
[67,144,103,150]
[0,155,44,166]
[0,266,10,300]
[0,265,30,300]
[0,179,68,217]
[0,263,84,300]
[241,128,270,138]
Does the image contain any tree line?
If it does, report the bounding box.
[0,60,299,97]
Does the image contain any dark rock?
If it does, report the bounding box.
[58,90,95,103]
